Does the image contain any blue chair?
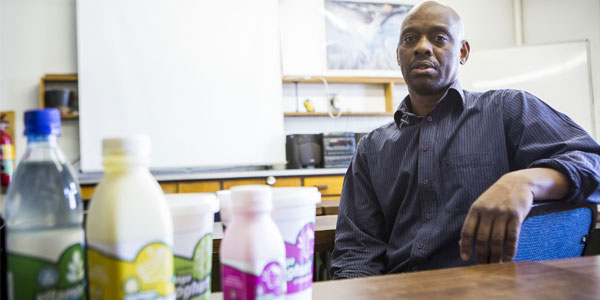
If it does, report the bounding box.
[513,200,597,261]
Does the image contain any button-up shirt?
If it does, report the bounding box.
[331,81,600,279]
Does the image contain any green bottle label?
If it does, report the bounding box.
[173,234,213,300]
[7,243,86,300]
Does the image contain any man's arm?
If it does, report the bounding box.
[331,137,388,279]
[460,168,569,263]
[460,90,600,263]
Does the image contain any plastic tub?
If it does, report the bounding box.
[166,193,219,300]
[271,187,321,300]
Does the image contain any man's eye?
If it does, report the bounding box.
[435,35,448,41]
[404,36,416,43]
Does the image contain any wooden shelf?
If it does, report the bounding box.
[284,112,393,117]
[61,113,79,120]
[42,74,78,81]
[39,74,79,120]
[282,76,404,113]
[282,76,405,84]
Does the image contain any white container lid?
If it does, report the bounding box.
[165,193,219,217]
[272,187,321,208]
[216,190,232,208]
[231,185,272,212]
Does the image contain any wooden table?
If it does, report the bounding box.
[317,199,340,215]
[211,255,600,299]
[212,215,337,254]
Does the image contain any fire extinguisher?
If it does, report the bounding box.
[0,120,15,194]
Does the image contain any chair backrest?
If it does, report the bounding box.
[513,201,597,261]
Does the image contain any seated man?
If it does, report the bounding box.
[331,0,600,279]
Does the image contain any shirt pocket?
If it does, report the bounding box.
[442,153,498,214]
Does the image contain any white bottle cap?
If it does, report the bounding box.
[271,187,321,208]
[102,135,151,164]
[230,185,272,212]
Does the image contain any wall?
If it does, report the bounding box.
[0,0,79,163]
[522,0,600,137]
[1,0,516,164]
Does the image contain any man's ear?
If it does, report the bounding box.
[396,46,401,65]
[460,40,470,65]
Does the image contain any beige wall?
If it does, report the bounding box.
[522,0,600,137]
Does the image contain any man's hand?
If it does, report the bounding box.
[459,168,569,263]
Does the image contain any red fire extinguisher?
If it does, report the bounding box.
[0,119,15,194]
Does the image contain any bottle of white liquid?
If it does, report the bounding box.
[4,109,86,299]
[86,135,175,299]
[220,185,286,300]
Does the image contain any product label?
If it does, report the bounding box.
[7,243,86,300]
[222,261,285,300]
[87,242,175,300]
[284,223,315,294]
[173,234,212,300]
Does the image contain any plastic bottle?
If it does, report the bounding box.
[220,185,286,300]
[4,108,85,299]
[86,135,175,299]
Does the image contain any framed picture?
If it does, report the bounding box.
[323,0,413,77]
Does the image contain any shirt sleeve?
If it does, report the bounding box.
[502,90,600,204]
[330,136,388,279]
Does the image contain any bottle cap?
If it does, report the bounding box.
[102,135,151,160]
[24,109,61,136]
[231,185,273,212]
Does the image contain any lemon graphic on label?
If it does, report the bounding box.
[193,235,213,275]
[67,251,85,283]
[123,276,141,294]
[136,244,173,284]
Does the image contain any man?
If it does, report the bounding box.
[331,1,600,279]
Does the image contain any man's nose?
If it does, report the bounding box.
[414,37,433,56]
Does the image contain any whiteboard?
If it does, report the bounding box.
[458,41,595,138]
[76,0,285,172]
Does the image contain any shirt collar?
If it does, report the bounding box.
[394,81,465,129]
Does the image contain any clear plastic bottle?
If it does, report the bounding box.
[220,185,286,300]
[86,135,175,299]
[4,108,86,299]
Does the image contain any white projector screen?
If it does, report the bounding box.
[76,0,285,172]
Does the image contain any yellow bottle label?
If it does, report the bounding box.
[87,242,175,300]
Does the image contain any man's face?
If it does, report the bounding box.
[397,5,468,96]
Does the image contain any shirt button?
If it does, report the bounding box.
[426,213,432,220]
[423,145,429,152]
[427,116,433,122]
[423,178,429,185]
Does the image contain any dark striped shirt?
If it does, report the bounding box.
[331,81,600,279]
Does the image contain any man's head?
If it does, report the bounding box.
[397,1,470,97]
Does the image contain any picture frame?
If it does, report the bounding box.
[323,0,414,78]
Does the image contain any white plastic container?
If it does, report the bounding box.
[216,190,232,231]
[86,135,175,299]
[272,187,321,300]
[220,185,286,300]
[166,193,219,300]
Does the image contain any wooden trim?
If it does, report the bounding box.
[39,77,45,109]
[284,112,393,117]
[384,82,394,113]
[42,74,78,81]
[282,76,405,84]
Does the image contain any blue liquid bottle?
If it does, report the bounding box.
[4,109,85,299]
